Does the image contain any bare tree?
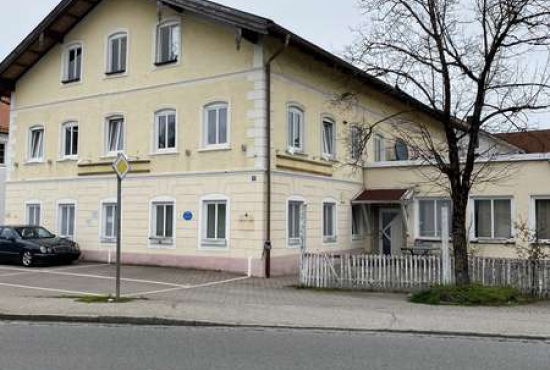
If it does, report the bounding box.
[345,0,550,284]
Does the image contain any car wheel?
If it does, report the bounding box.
[21,251,34,267]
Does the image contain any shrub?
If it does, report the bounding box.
[410,285,533,306]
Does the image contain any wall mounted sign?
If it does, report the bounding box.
[183,211,193,221]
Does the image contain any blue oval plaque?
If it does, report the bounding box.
[183,211,193,221]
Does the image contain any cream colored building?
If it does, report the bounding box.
[0,0,547,276]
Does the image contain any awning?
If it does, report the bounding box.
[352,189,412,204]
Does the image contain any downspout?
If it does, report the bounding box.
[264,34,290,278]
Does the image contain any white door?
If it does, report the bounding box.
[379,209,403,255]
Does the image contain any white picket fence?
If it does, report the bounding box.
[299,253,550,297]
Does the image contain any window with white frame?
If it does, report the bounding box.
[101,203,117,242]
[26,204,41,226]
[323,202,337,243]
[203,103,228,147]
[535,198,550,240]
[352,204,364,239]
[156,21,180,65]
[28,126,44,161]
[63,44,82,83]
[106,116,124,154]
[474,198,512,240]
[374,133,386,162]
[202,200,228,247]
[0,142,5,165]
[151,201,174,245]
[288,106,304,152]
[155,110,176,151]
[58,203,76,239]
[61,122,78,158]
[418,199,452,239]
[350,125,363,161]
[322,117,336,159]
[288,200,304,247]
[107,32,127,74]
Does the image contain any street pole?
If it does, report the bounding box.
[111,153,129,303]
[116,175,122,301]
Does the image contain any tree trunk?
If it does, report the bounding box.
[451,195,471,285]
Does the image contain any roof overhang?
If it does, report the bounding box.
[0,0,104,98]
[352,189,413,205]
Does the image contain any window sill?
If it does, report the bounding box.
[321,155,338,163]
[200,240,228,250]
[199,145,231,153]
[57,157,78,163]
[105,70,127,77]
[287,243,302,250]
[150,150,179,157]
[154,59,178,67]
[101,153,125,160]
[323,237,338,245]
[470,239,516,245]
[25,160,45,166]
[100,238,116,244]
[286,149,307,157]
[62,78,81,85]
[149,238,175,249]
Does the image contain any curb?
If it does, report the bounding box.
[1,314,549,342]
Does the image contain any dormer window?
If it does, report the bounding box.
[62,44,82,84]
[155,21,180,66]
[106,32,128,75]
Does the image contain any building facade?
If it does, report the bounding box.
[1,0,548,276]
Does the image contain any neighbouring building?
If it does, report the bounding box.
[0,0,548,276]
[0,100,9,224]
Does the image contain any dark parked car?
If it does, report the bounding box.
[0,226,81,267]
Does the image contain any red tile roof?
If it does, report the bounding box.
[495,130,550,154]
[0,101,8,134]
[353,189,410,203]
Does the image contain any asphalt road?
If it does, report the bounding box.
[0,322,549,370]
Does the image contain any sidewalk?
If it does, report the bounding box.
[0,273,549,339]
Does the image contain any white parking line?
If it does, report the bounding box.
[0,265,186,288]
[46,263,111,272]
[0,282,102,297]
[125,276,250,297]
[0,271,35,279]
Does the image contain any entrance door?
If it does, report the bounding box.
[379,209,403,255]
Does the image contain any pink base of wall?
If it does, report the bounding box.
[81,248,365,278]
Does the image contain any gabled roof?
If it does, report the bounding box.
[495,130,550,154]
[0,0,447,124]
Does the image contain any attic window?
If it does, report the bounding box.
[62,44,82,84]
[155,21,180,66]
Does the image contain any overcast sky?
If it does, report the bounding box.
[1,0,548,128]
[0,0,362,60]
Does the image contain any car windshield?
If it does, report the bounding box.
[14,227,55,240]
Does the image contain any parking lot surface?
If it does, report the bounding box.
[0,262,259,299]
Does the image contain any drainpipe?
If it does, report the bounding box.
[264,34,290,278]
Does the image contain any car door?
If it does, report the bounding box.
[1,228,23,262]
[0,228,16,262]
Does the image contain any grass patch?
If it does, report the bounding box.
[58,295,147,304]
[410,285,536,306]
